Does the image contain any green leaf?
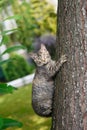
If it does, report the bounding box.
[0,83,17,94]
[0,59,12,66]
[2,118,23,129]
[4,15,23,21]
[0,117,23,130]
[0,1,4,6]
[0,36,9,45]
[1,45,26,55]
[0,29,18,36]
[0,118,3,129]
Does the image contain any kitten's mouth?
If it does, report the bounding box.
[43,61,49,66]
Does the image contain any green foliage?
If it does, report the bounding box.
[0,35,10,46]
[0,82,23,130]
[31,0,56,35]
[1,45,26,56]
[0,59,11,66]
[0,83,17,94]
[3,14,23,21]
[11,0,56,50]
[0,85,51,130]
[0,117,23,130]
[0,1,24,128]
[2,54,34,81]
[11,0,37,51]
[0,1,53,129]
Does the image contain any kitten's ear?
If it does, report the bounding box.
[40,43,50,55]
[40,44,47,50]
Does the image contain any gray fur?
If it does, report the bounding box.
[29,44,67,117]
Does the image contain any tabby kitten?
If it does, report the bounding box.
[29,44,67,117]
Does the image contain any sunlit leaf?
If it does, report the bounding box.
[0,29,18,36]
[0,35,9,45]
[4,15,23,21]
[1,45,26,55]
[0,1,4,6]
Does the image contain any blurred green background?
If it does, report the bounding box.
[0,0,56,82]
[0,84,51,130]
[0,0,56,129]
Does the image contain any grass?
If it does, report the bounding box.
[0,84,51,130]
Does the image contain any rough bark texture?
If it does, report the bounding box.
[52,0,87,130]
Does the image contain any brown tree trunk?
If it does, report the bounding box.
[52,0,87,130]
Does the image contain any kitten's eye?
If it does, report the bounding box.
[47,55,50,59]
[37,52,41,57]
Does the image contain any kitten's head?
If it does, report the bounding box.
[29,44,51,66]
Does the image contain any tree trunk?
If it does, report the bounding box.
[52,0,87,130]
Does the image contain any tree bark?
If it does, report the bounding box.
[52,0,87,130]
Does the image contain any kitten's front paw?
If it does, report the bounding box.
[60,55,67,64]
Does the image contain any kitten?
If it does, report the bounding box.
[29,44,67,117]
